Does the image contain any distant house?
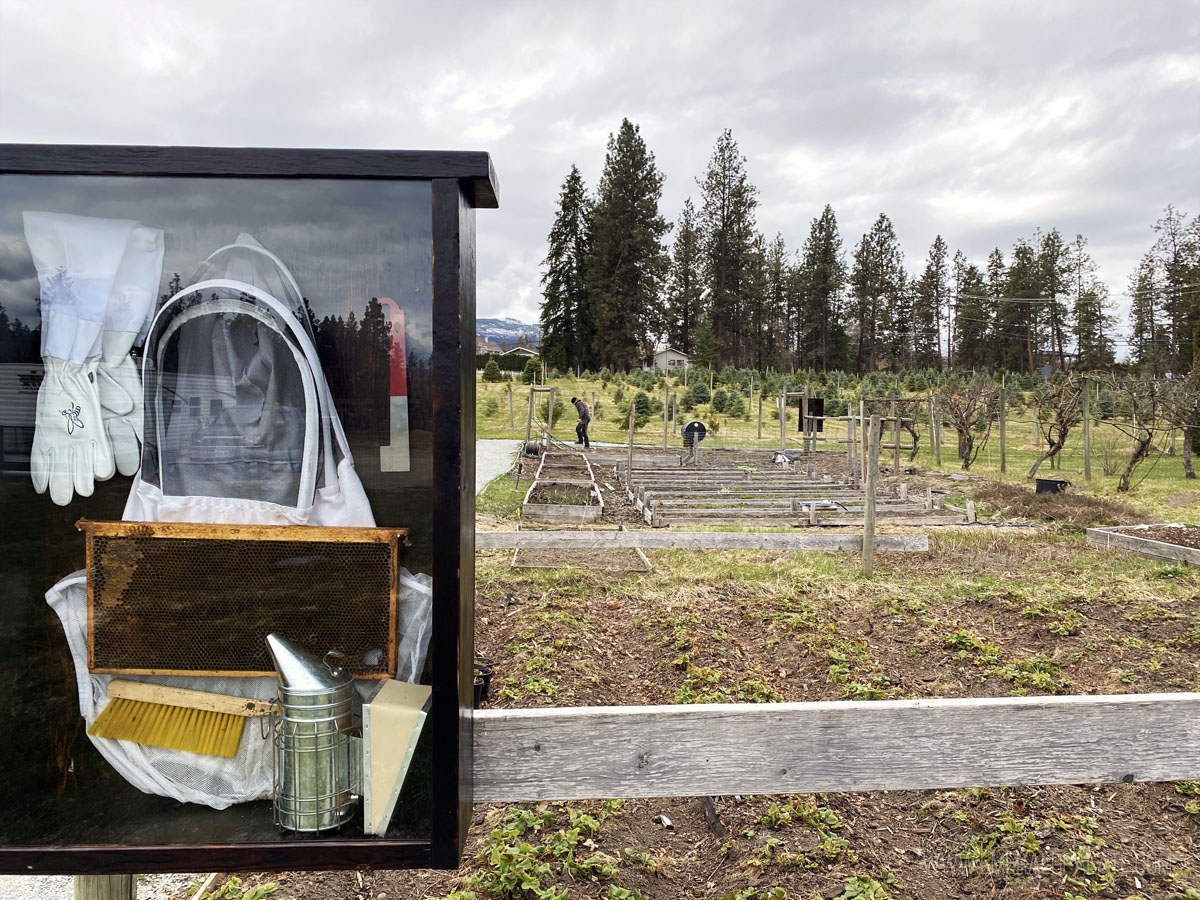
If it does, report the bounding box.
[643,346,689,373]
[475,337,504,354]
[503,345,539,358]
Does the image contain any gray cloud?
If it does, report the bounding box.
[1,0,1196,343]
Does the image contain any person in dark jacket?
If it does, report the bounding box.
[570,396,591,448]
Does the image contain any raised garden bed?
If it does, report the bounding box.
[521,480,604,524]
[1086,523,1200,567]
[535,452,594,485]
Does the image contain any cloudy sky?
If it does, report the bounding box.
[2,0,1197,347]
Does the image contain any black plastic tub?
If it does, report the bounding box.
[1035,478,1070,494]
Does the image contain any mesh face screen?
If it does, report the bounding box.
[83,523,402,677]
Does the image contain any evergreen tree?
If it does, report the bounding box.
[949,249,968,369]
[697,129,759,368]
[1068,234,1115,370]
[584,120,669,371]
[753,233,788,372]
[983,248,1006,371]
[539,165,593,371]
[953,264,992,370]
[1151,205,1200,373]
[795,204,848,372]
[1038,228,1072,371]
[912,235,949,370]
[665,198,704,354]
[998,240,1041,375]
[1129,252,1167,374]
[849,213,904,374]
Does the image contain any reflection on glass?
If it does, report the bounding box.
[0,175,435,846]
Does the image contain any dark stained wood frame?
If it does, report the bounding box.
[0,144,493,874]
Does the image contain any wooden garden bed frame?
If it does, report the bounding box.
[1086,524,1200,567]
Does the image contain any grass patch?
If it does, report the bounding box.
[970,481,1147,533]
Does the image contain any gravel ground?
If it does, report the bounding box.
[476,438,519,494]
[1,441,520,900]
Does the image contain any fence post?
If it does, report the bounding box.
[548,387,556,443]
[779,393,786,451]
[626,406,635,482]
[859,399,867,485]
[999,383,1007,475]
[929,390,941,467]
[891,400,900,473]
[508,384,514,428]
[1082,378,1091,481]
[802,386,810,455]
[863,414,880,576]
[663,382,670,450]
[757,395,763,440]
[74,876,137,900]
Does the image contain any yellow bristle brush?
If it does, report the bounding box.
[88,680,274,758]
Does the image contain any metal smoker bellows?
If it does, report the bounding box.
[267,633,361,832]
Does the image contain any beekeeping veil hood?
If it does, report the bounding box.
[124,234,374,527]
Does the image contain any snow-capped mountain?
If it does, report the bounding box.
[477,317,541,346]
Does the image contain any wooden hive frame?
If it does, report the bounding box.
[79,519,408,678]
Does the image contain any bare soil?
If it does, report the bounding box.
[231,525,1200,900]
[526,484,597,505]
[1133,524,1200,551]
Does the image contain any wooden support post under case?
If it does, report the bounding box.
[863,414,880,576]
[74,875,136,900]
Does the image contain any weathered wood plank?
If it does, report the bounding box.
[477,532,927,550]
[1086,527,1200,567]
[473,693,1200,802]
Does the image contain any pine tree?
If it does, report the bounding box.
[849,214,904,374]
[754,233,788,372]
[1068,234,1115,370]
[1151,205,1200,373]
[665,198,704,354]
[982,248,1006,371]
[697,129,759,368]
[953,264,992,370]
[540,165,593,371]
[1038,228,1072,371]
[912,235,949,370]
[584,120,669,371]
[1129,252,1167,374]
[795,204,848,372]
[999,240,1040,375]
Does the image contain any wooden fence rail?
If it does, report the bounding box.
[473,692,1200,802]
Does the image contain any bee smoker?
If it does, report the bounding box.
[266,633,361,832]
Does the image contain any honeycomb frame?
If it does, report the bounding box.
[78,519,407,678]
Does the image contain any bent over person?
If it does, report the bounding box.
[571,396,591,449]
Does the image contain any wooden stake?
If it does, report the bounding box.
[779,393,786,451]
[508,384,514,428]
[547,387,556,442]
[802,386,810,455]
[863,414,879,577]
[757,395,763,440]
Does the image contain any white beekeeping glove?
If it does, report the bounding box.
[23,211,136,505]
[98,225,164,476]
